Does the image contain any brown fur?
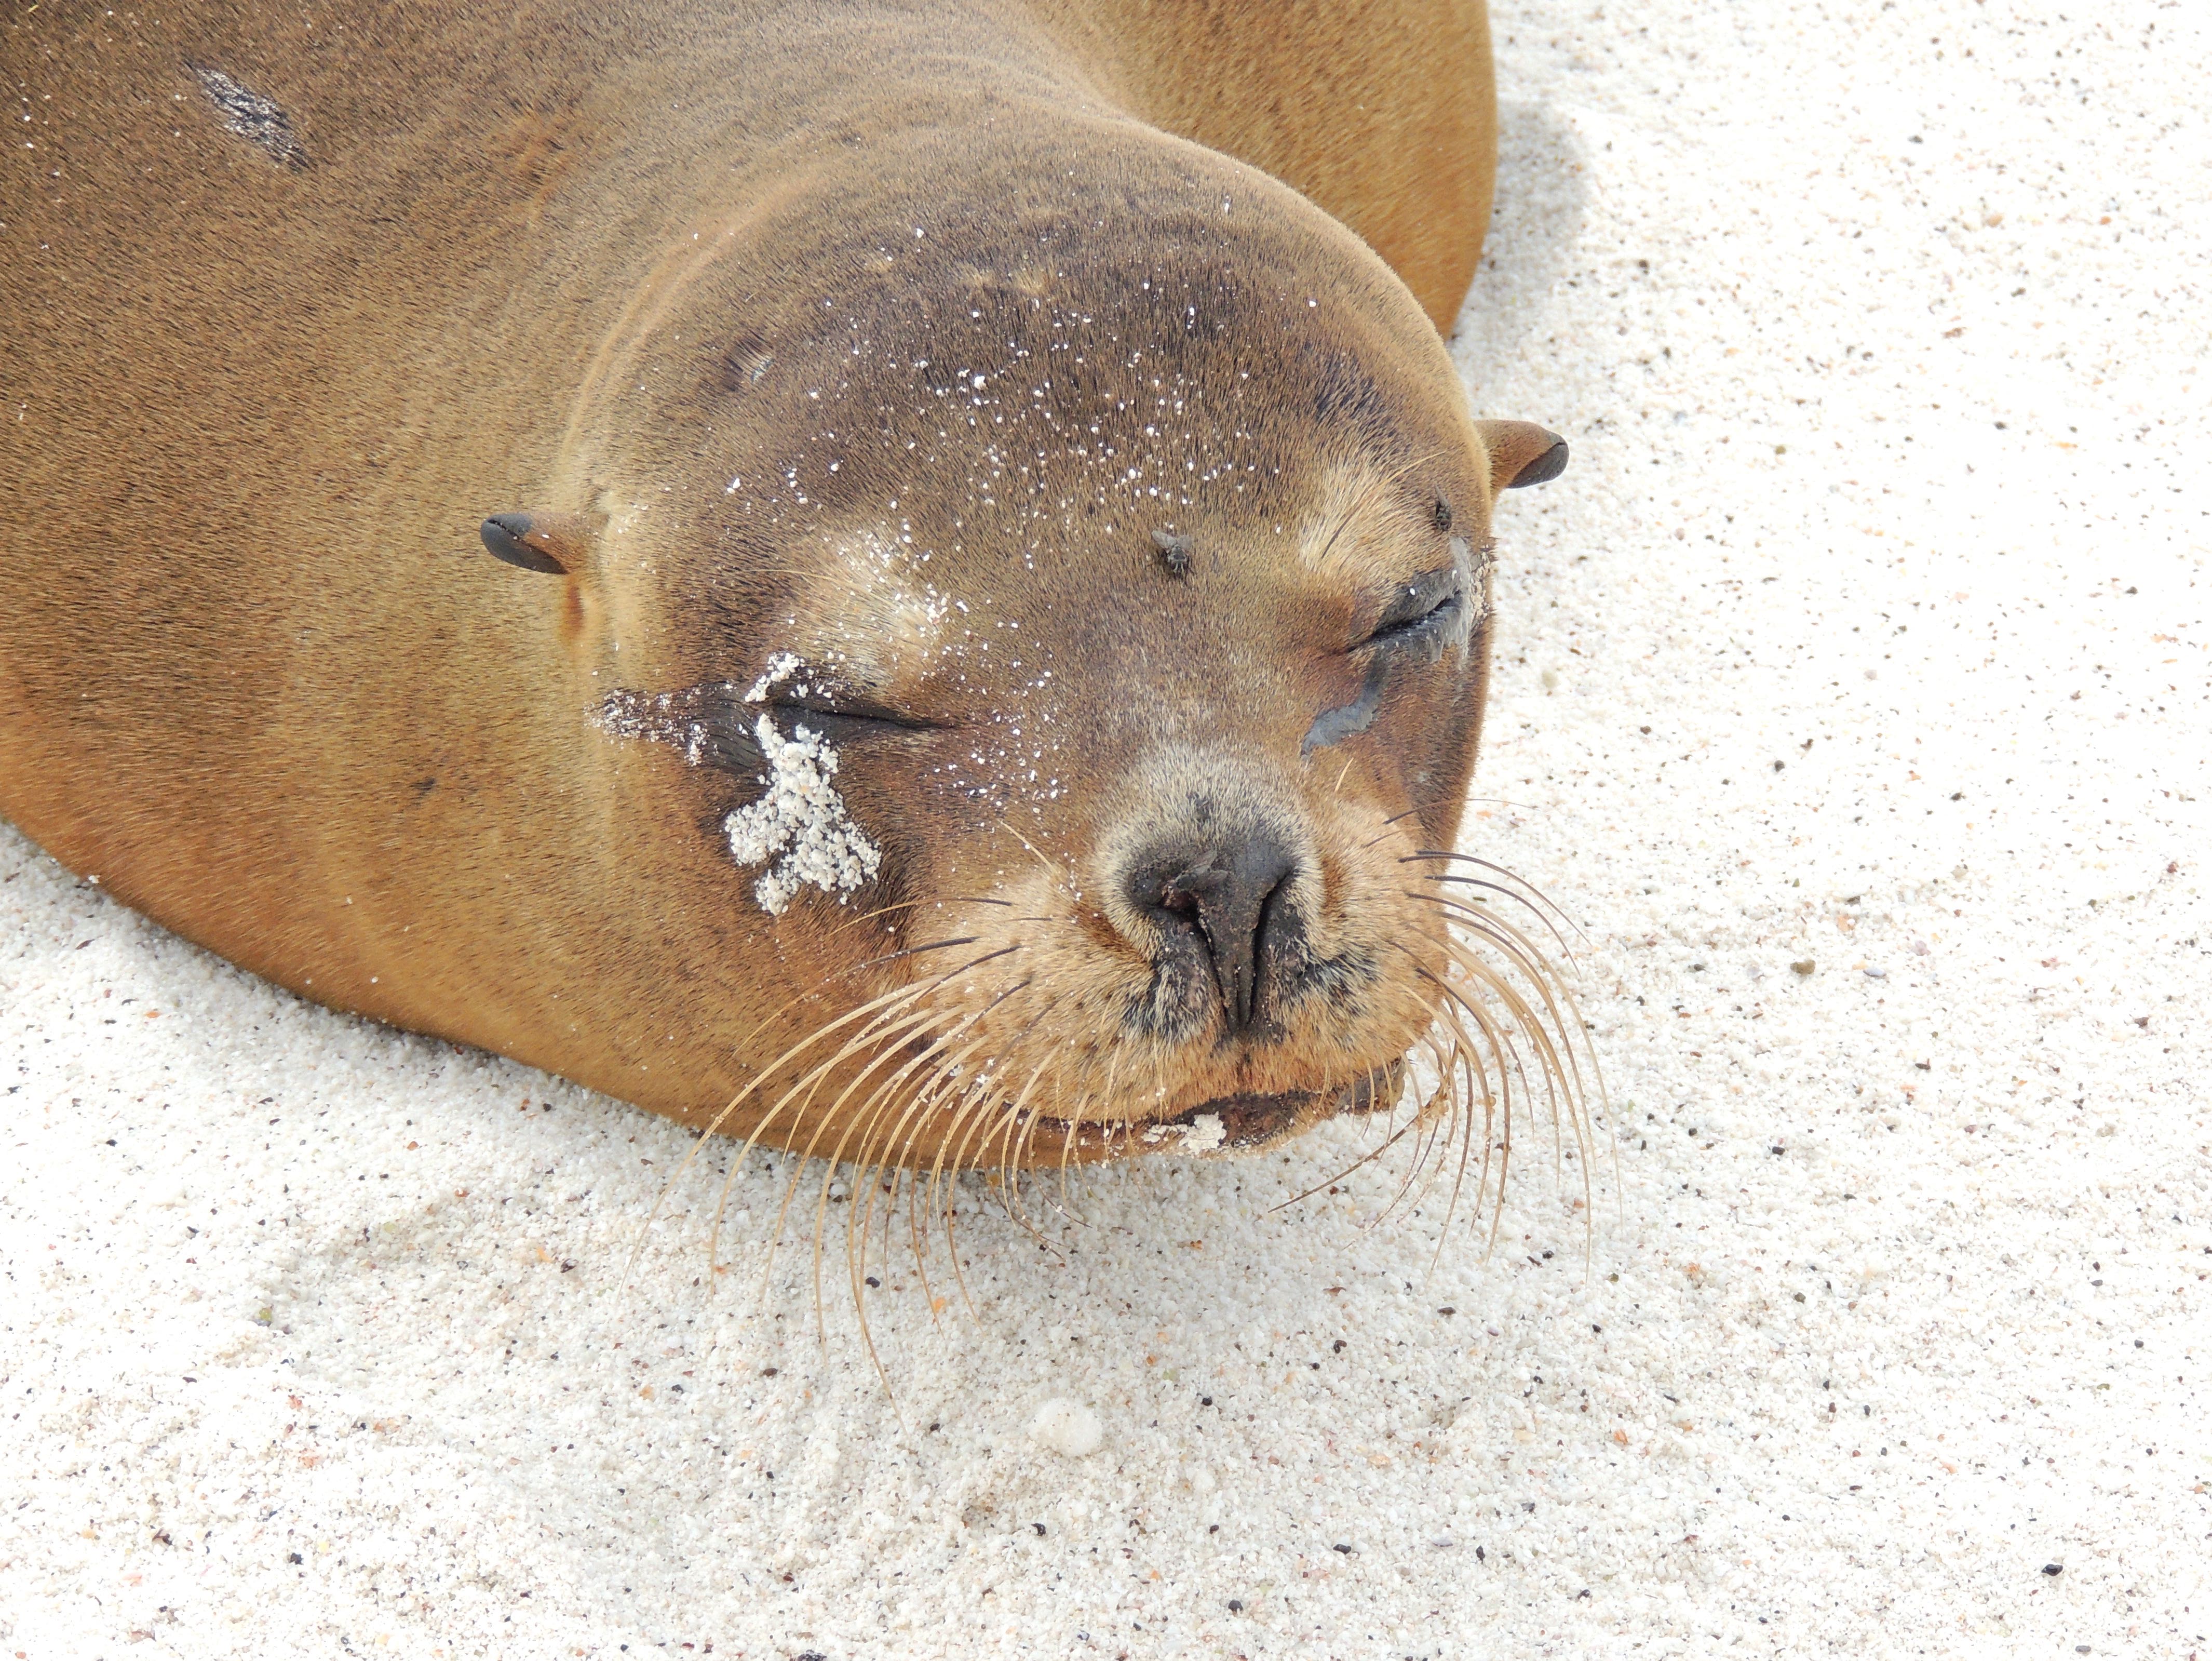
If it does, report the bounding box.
[0,0,1563,1171]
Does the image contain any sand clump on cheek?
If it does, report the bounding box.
[724,715,881,915]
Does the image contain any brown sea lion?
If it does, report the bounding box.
[0,0,1576,1175]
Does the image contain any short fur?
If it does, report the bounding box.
[0,0,1560,1170]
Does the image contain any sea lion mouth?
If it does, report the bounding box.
[1027,1060,1405,1160]
[1156,1061,1402,1150]
[1148,1091,1316,1153]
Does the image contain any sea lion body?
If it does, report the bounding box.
[2,1,1563,1168]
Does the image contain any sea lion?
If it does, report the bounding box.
[0,0,1577,1176]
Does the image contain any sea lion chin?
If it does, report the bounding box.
[0,0,1582,1176]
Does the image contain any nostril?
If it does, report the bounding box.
[1163,865,1226,908]
[1157,890,1199,927]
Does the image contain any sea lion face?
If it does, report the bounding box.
[581,207,1556,1164]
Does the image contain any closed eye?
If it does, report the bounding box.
[1363,591,1461,649]
[766,692,940,733]
[1355,565,1464,653]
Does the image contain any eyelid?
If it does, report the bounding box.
[766,693,940,732]
[1362,595,1459,650]
[1357,567,1464,649]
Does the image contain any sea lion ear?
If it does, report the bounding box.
[478,511,590,574]
[1475,420,1570,491]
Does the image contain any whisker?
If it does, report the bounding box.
[711,993,945,1279]
[1412,953,1561,1253]
[1401,851,1591,945]
[626,972,950,1302]
[1056,1062,1092,1221]
[1425,984,1518,1256]
[1357,791,1476,850]
[1405,875,1584,971]
[808,1020,993,1344]
[825,966,1038,1333]
[870,1024,1013,1306]
[1437,919,1603,1176]
[1417,1002,1496,1268]
[1366,1043,1452,1233]
[771,1009,965,1321]
[1412,893,1592,1077]
[1277,1076,1401,1212]
[1406,885,1602,1130]
[1267,1068,1431,1217]
[1356,788,1532,852]
[849,934,982,973]
[987,815,1074,887]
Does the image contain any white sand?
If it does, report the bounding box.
[724,714,882,916]
[4,0,2209,1653]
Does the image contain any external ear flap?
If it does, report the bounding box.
[479,511,589,574]
[1475,420,1570,490]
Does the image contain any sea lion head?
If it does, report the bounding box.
[552,157,1571,1169]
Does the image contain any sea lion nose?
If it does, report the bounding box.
[1129,829,1298,1035]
